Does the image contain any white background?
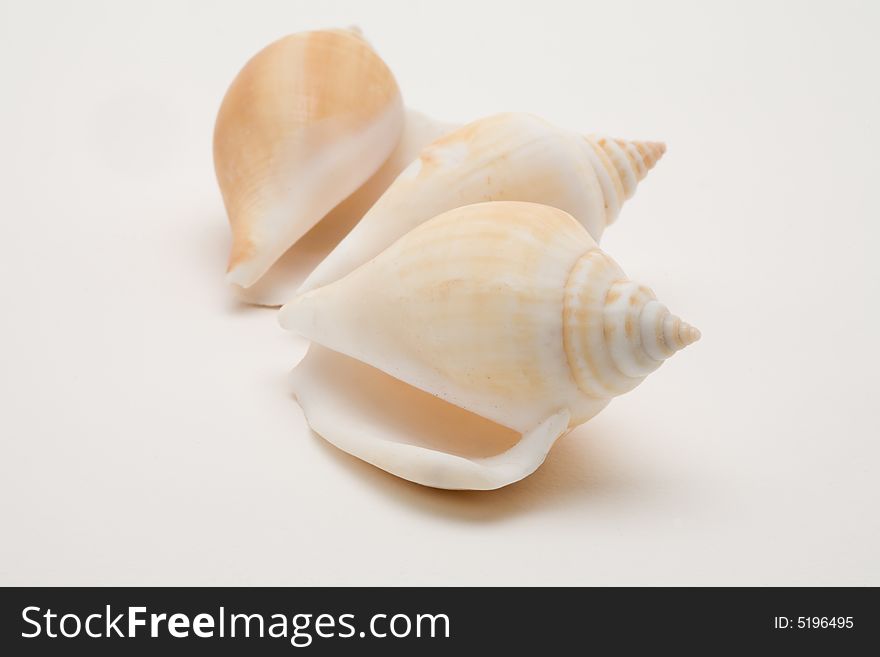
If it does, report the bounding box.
[1,0,877,585]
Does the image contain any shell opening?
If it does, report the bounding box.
[290,345,571,490]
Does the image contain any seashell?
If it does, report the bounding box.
[214,28,404,290]
[234,109,459,307]
[297,112,666,295]
[280,202,699,490]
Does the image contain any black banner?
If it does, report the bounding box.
[0,587,875,654]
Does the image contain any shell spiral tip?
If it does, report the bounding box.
[677,321,701,348]
[638,141,667,172]
[663,315,701,353]
[587,136,668,205]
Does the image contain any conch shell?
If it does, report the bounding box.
[214,28,404,289]
[297,112,666,295]
[280,202,699,490]
[234,109,458,306]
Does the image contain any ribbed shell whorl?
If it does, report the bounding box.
[584,136,666,226]
[563,250,699,399]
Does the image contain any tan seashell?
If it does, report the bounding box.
[297,112,665,295]
[214,29,404,289]
[281,202,698,490]
[234,109,458,307]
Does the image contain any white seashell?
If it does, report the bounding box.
[297,112,665,295]
[214,28,404,290]
[280,202,699,490]
[234,109,458,307]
